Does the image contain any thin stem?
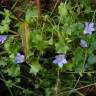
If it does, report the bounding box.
[50,0,60,16]
[74,76,81,88]
[9,30,19,35]
[0,71,13,96]
[0,10,23,22]
[0,51,7,55]
[59,83,96,95]
[82,49,87,72]
[92,10,96,22]
[73,83,96,91]
[0,77,25,90]
[36,0,41,18]
[11,0,19,10]
[64,0,68,5]
[54,68,60,96]
[63,71,96,74]
[75,91,85,96]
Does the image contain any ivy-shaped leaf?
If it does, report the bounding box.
[0,9,11,34]
[87,55,96,65]
[30,61,42,75]
[25,8,37,24]
[0,60,7,67]
[58,3,68,17]
[5,80,13,88]
[55,43,69,54]
[6,65,20,77]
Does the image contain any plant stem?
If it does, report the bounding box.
[11,0,19,10]
[0,71,13,96]
[54,68,60,96]
[36,0,41,18]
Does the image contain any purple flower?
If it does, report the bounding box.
[53,54,67,68]
[16,53,25,64]
[80,39,88,48]
[84,22,95,35]
[0,35,7,44]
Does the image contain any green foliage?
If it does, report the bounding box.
[0,0,96,96]
[4,38,20,54]
[25,8,37,24]
[5,80,13,88]
[30,29,48,54]
[55,43,69,54]
[30,60,42,75]
[87,55,96,65]
[0,58,7,67]
[0,9,11,34]
[58,3,68,17]
[6,64,20,77]
[22,89,33,96]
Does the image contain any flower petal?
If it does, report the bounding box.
[80,40,88,48]
[84,22,95,35]
[0,35,7,43]
[16,53,25,64]
[53,54,67,68]
[89,23,94,28]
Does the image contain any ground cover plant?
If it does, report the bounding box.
[0,0,96,96]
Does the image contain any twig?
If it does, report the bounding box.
[92,10,96,22]
[36,0,41,18]
[0,51,7,55]
[54,68,60,96]
[9,30,19,35]
[0,77,25,90]
[63,71,96,74]
[0,71,13,96]
[11,0,19,10]
[50,0,60,16]
[75,91,85,96]
[0,10,23,22]
[72,83,96,92]
[74,76,81,88]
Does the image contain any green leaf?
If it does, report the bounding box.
[45,88,53,96]
[69,23,84,36]
[48,38,53,45]
[92,41,96,49]
[74,48,83,62]
[87,55,96,65]
[25,8,37,24]
[23,89,33,95]
[0,60,7,67]
[4,37,20,54]
[30,61,42,75]
[5,80,13,88]
[55,43,69,54]
[0,9,11,34]
[74,62,85,73]
[58,3,68,17]
[64,63,73,71]
[6,65,20,77]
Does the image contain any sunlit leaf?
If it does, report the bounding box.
[30,61,42,75]
[0,60,7,67]
[6,65,20,77]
